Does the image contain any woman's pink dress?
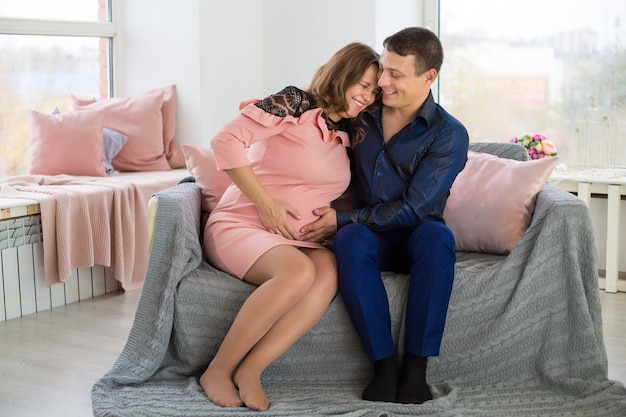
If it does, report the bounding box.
[204,91,351,279]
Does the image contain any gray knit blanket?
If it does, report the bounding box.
[92,144,626,416]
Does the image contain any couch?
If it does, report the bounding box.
[92,142,626,416]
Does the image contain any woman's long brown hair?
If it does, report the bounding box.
[308,42,379,144]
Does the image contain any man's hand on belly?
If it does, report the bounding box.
[299,207,337,243]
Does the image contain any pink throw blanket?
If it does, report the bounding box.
[0,170,188,290]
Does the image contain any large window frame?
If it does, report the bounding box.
[0,0,118,178]
[0,0,118,97]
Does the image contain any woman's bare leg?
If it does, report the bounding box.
[233,247,337,410]
[200,245,316,410]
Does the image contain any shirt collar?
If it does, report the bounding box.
[366,90,436,130]
[418,91,437,127]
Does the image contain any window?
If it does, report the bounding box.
[438,0,626,169]
[0,0,115,177]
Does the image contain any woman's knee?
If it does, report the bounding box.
[303,248,338,296]
[289,256,317,294]
[246,247,316,295]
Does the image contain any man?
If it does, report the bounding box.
[301,27,469,404]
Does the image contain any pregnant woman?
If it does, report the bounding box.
[200,42,380,411]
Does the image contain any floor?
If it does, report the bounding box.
[0,289,140,417]
[0,289,625,417]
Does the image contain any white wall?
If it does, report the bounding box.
[198,0,264,146]
[375,0,427,49]
[261,0,376,95]
[118,0,425,148]
[116,0,203,148]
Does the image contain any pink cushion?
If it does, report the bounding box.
[150,85,186,168]
[73,85,186,169]
[29,109,107,176]
[443,150,558,254]
[72,91,171,172]
[182,144,232,212]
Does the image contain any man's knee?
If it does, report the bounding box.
[410,221,455,253]
[334,223,374,255]
[334,224,378,285]
[335,223,368,243]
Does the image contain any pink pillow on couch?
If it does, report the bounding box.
[443,150,558,254]
[29,108,107,177]
[182,144,232,213]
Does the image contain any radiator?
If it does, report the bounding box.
[0,213,121,321]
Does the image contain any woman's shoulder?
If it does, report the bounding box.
[254,86,316,118]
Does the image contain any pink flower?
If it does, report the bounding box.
[509,133,558,160]
[541,139,557,156]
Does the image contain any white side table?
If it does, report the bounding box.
[550,169,626,293]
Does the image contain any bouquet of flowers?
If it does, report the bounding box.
[509,134,558,160]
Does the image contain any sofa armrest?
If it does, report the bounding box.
[147,182,204,274]
[531,183,589,230]
[521,182,600,298]
[522,182,594,255]
[148,181,202,246]
[469,141,530,161]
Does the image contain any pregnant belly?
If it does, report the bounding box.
[287,202,324,232]
[284,192,338,237]
[210,184,344,238]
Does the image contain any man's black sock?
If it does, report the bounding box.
[397,353,433,404]
[362,354,398,402]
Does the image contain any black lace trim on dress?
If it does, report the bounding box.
[254,85,349,133]
[254,86,315,118]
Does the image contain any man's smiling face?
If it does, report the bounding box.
[377,48,432,111]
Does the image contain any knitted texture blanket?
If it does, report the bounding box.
[92,170,626,416]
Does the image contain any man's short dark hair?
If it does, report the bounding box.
[383,27,444,75]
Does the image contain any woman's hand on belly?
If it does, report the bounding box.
[257,198,302,240]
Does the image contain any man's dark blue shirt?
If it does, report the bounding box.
[336,92,469,231]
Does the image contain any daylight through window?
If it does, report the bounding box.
[439,0,626,169]
[0,0,113,177]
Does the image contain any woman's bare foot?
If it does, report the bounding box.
[199,366,244,408]
[234,367,270,411]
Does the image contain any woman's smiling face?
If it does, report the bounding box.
[336,64,380,120]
